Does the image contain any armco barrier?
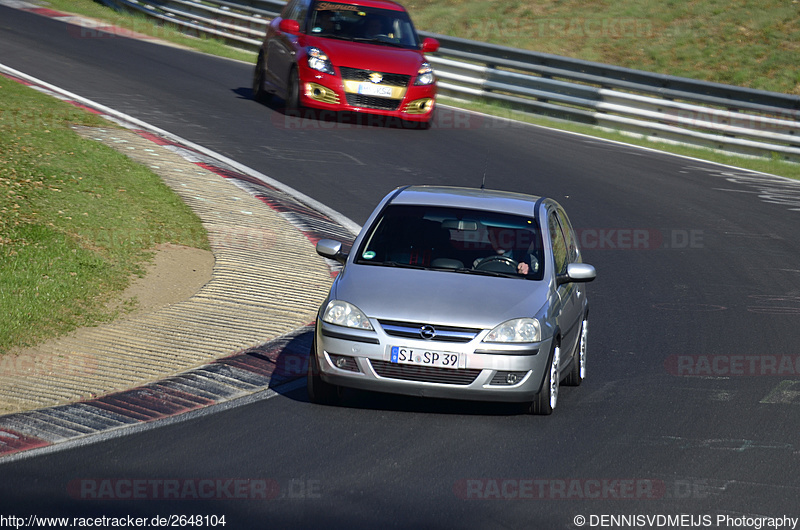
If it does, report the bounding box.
[99,0,800,162]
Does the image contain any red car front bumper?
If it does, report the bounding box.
[297,63,436,123]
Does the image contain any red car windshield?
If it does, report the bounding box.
[308,2,420,49]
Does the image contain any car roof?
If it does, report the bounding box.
[315,0,408,12]
[389,185,545,218]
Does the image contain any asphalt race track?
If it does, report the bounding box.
[1,5,800,529]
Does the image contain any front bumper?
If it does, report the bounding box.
[313,321,554,403]
[297,64,436,122]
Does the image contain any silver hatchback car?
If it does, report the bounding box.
[308,185,596,414]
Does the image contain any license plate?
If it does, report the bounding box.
[390,346,460,369]
[357,83,393,97]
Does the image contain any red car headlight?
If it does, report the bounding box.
[307,47,335,76]
[414,62,435,86]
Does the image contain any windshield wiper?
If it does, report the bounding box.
[318,34,355,42]
[379,261,428,270]
[451,267,519,278]
[455,267,506,278]
[350,37,407,48]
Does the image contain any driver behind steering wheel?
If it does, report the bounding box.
[362,16,388,39]
[474,226,531,275]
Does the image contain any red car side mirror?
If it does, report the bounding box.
[421,37,439,53]
[279,18,300,35]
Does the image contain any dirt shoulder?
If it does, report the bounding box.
[119,243,214,315]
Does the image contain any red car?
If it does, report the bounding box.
[252,0,439,125]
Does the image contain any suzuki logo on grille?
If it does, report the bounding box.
[419,325,436,340]
[369,72,383,84]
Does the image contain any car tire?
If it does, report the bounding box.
[252,53,271,103]
[307,342,340,406]
[286,66,302,111]
[528,343,560,415]
[564,319,587,387]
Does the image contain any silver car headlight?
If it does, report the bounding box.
[414,62,434,86]
[483,318,541,343]
[307,47,335,75]
[322,300,373,330]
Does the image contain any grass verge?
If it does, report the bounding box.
[405,0,800,96]
[0,78,208,353]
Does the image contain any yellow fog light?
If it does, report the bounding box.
[405,98,434,115]
[306,83,340,105]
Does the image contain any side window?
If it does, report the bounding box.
[281,0,299,19]
[548,213,568,275]
[296,0,310,27]
[556,208,579,264]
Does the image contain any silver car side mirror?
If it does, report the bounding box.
[316,239,348,264]
[557,263,597,285]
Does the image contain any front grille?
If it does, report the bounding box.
[378,320,481,343]
[370,360,481,385]
[339,67,410,87]
[345,94,401,110]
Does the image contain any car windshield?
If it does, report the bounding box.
[308,2,420,49]
[356,204,545,279]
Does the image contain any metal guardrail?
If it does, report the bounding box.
[100,0,800,162]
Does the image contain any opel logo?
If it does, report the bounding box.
[369,72,383,84]
[419,325,436,340]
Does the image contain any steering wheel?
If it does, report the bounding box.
[371,34,395,43]
[474,255,519,273]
